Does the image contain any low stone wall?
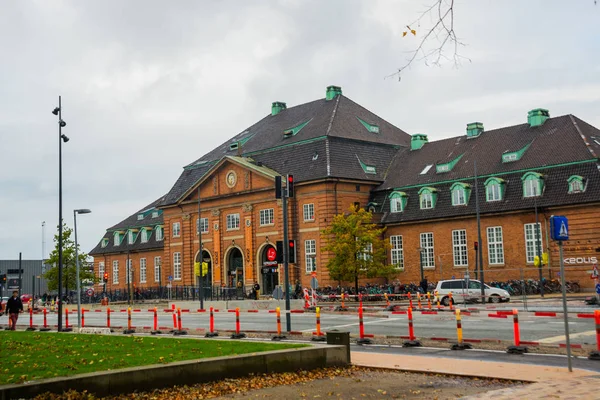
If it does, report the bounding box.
[0,346,348,400]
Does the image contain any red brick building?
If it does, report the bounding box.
[90,86,600,293]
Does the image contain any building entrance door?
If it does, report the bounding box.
[227,247,244,289]
[260,245,279,295]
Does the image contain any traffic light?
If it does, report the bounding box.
[275,176,282,199]
[288,240,296,263]
[103,272,108,283]
[0,274,6,285]
[276,241,283,263]
[286,174,294,198]
[474,242,478,251]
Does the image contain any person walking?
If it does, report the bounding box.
[6,291,23,330]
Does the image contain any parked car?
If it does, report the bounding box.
[20,294,33,304]
[434,279,510,305]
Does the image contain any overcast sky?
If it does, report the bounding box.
[1,0,598,260]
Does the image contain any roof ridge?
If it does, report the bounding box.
[569,114,599,159]
[324,95,341,176]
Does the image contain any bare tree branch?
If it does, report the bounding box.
[387,0,470,81]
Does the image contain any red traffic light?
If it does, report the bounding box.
[474,242,478,250]
[289,240,294,247]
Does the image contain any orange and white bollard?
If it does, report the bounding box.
[384,293,390,308]
[272,306,286,341]
[40,307,51,332]
[417,293,422,310]
[312,306,326,342]
[63,307,72,332]
[171,304,177,331]
[231,307,246,339]
[356,305,372,345]
[151,307,162,335]
[173,307,187,335]
[408,292,413,310]
[205,306,218,337]
[506,309,528,354]
[448,292,454,311]
[26,306,36,331]
[336,292,348,312]
[403,307,421,347]
[81,309,85,328]
[435,291,441,310]
[123,307,135,334]
[427,292,432,310]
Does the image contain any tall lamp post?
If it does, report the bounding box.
[74,208,91,327]
[418,247,425,282]
[53,97,69,332]
[534,197,545,297]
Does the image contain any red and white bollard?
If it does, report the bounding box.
[26,306,36,331]
[205,306,218,337]
[151,307,162,335]
[39,307,51,332]
[231,307,246,339]
[356,305,372,345]
[403,307,421,347]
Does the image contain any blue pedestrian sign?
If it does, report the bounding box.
[168,275,173,281]
[550,215,569,241]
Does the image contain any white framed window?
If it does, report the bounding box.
[98,262,105,280]
[303,204,315,221]
[390,197,403,213]
[419,232,435,268]
[358,242,373,262]
[112,260,119,284]
[452,188,466,206]
[420,192,433,209]
[128,230,135,245]
[196,218,209,234]
[140,229,149,243]
[152,211,159,218]
[114,232,121,246]
[487,226,505,265]
[570,179,583,193]
[226,214,240,230]
[139,258,147,283]
[524,223,542,264]
[305,239,316,273]
[452,230,468,267]
[137,214,144,221]
[101,238,108,248]
[487,182,502,201]
[173,252,182,280]
[259,209,275,226]
[154,256,161,283]
[126,259,133,284]
[524,179,539,197]
[390,235,404,270]
[156,226,164,241]
[172,222,181,237]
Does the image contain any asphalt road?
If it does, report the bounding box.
[21,309,598,345]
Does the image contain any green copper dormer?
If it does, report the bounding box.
[389,191,408,213]
[418,187,438,209]
[528,108,549,127]
[502,142,532,163]
[484,177,506,202]
[436,153,464,173]
[358,157,377,174]
[466,122,484,138]
[230,133,255,150]
[101,238,109,248]
[271,101,287,116]
[357,117,379,133]
[568,175,585,193]
[450,182,471,206]
[326,85,342,100]
[522,172,544,197]
[283,119,312,137]
[411,134,428,150]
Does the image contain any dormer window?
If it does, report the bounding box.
[101,238,109,248]
[357,117,379,133]
[114,232,122,246]
[450,183,471,206]
[568,175,585,193]
[485,177,505,202]
[283,119,311,137]
[389,191,408,213]
[522,172,544,198]
[229,142,239,151]
[418,187,438,209]
[152,211,159,218]
[141,228,149,243]
[502,142,532,163]
[436,154,464,174]
[127,230,137,245]
[155,226,164,241]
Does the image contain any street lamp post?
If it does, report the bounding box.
[535,197,545,297]
[418,247,425,282]
[53,96,69,332]
[74,209,91,328]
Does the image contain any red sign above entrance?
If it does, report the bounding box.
[266,247,277,262]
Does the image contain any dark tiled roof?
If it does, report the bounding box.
[373,162,600,225]
[89,197,165,256]
[378,115,597,190]
[162,93,411,206]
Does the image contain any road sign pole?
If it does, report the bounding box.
[558,241,573,372]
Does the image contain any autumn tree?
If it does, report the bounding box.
[322,206,394,295]
[44,223,96,293]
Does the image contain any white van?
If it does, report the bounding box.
[434,279,510,305]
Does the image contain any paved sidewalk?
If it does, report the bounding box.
[352,351,600,399]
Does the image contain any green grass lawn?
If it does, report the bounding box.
[0,331,305,385]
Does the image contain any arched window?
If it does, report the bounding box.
[522,172,544,198]
[484,177,505,202]
[450,182,471,206]
[389,191,408,213]
[567,175,585,193]
[418,187,438,209]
